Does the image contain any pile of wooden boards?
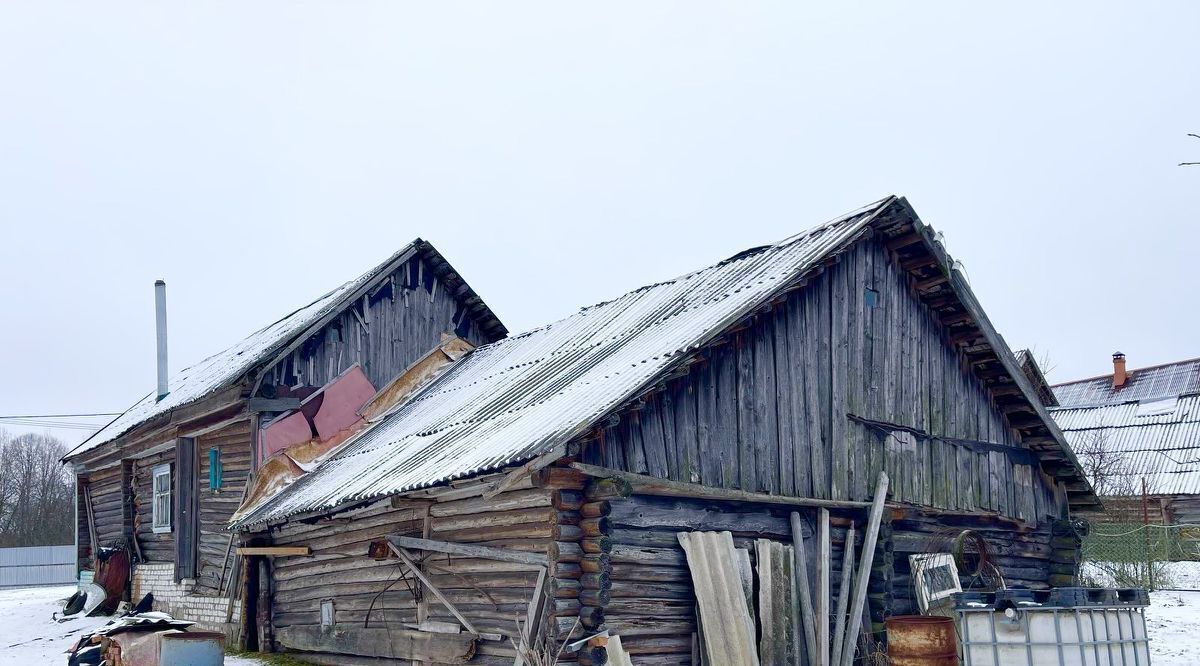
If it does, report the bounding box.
[679,472,889,666]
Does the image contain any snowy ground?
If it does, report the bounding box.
[4,584,1200,664]
[1146,590,1200,666]
[0,585,265,665]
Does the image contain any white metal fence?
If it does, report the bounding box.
[0,545,75,587]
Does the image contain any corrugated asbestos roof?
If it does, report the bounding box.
[1051,396,1200,495]
[1052,358,1200,407]
[65,242,427,459]
[233,199,893,528]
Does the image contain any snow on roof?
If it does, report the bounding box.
[233,198,910,528]
[1052,358,1200,408]
[1051,396,1200,495]
[64,242,422,459]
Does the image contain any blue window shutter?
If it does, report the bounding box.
[209,448,223,490]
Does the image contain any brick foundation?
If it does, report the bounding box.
[132,562,241,638]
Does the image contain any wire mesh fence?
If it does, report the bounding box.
[1080,522,1200,591]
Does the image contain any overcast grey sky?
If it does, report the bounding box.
[1,3,1196,445]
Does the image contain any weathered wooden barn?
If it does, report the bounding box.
[61,240,506,635]
[229,196,1099,665]
[1050,355,1200,526]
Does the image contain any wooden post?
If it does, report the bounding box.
[839,472,888,666]
[388,543,479,634]
[83,483,99,565]
[790,512,817,665]
[817,508,830,666]
[830,522,856,666]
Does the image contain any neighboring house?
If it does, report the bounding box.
[227,196,1097,664]
[1050,354,1200,525]
[61,240,507,637]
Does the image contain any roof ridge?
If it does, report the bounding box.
[1051,356,1200,388]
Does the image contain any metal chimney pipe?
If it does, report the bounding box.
[155,280,169,400]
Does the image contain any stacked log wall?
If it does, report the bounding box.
[593,491,866,666]
[132,448,176,563]
[888,507,1081,616]
[265,478,570,665]
[77,463,128,567]
[194,420,253,594]
[582,237,1065,524]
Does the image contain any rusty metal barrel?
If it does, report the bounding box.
[885,615,958,666]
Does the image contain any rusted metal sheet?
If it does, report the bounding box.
[234,199,896,528]
[885,615,957,666]
[679,531,760,666]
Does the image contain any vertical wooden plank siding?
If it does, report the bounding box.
[261,255,494,393]
[592,237,1065,524]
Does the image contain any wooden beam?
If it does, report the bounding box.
[388,543,479,634]
[274,625,475,662]
[247,397,302,413]
[817,508,831,666]
[236,546,311,556]
[790,512,817,663]
[838,472,889,666]
[571,463,871,510]
[830,522,856,666]
[485,444,566,499]
[387,534,548,566]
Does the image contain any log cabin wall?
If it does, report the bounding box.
[77,463,129,567]
[262,477,582,665]
[579,490,872,666]
[579,490,1077,665]
[258,254,496,393]
[132,447,176,563]
[581,237,1066,524]
[194,420,252,593]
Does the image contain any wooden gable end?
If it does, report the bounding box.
[256,250,499,395]
[580,235,1066,525]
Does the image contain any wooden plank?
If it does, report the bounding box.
[786,298,812,498]
[570,464,872,510]
[388,544,478,634]
[817,508,831,666]
[773,306,795,497]
[513,566,548,666]
[790,512,817,665]
[387,535,548,566]
[642,398,670,480]
[830,522,856,666]
[236,546,311,556]
[674,380,701,485]
[274,624,475,662]
[756,539,796,665]
[484,444,566,499]
[838,472,888,666]
[736,331,758,491]
[247,397,302,412]
[830,262,849,501]
[753,319,779,494]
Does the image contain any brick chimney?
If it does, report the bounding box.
[1112,352,1128,389]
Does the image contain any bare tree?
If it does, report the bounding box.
[0,430,75,547]
[1074,422,1137,498]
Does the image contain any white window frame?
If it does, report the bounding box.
[152,463,172,534]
